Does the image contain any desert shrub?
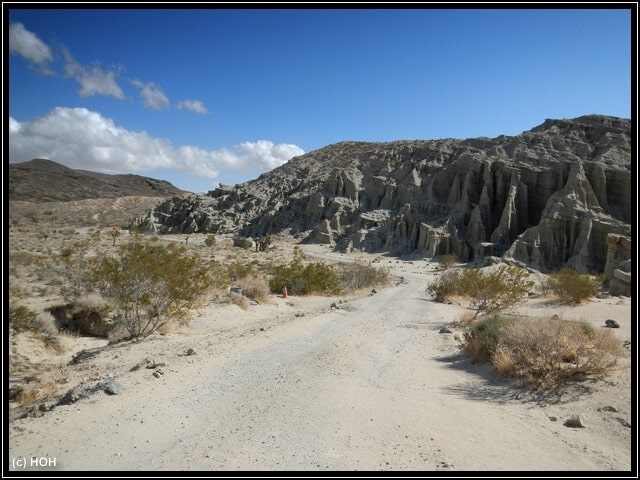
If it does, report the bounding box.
[439,254,459,270]
[227,262,256,282]
[56,245,94,304]
[204,235,216,247]
[236,275,270,301]
[494,318,623,389]
[9,305,40,332]
[229,292,250,310]
[233,236,254,250]
[457,310,476,325]
[336,262,390,292]
[87,241,213,339]
[547,268,600,303]
[427,269,463,303]
[269,260,340,296]
[458,266,533,318]
[462,314,518,363]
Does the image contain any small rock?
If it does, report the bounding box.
[330,302,339,310]
[605,319,620,328]
[105,381,122,395]
[186,348,197,356]
[598,405,619,412]
[564,414,587,428]
[259,327,265,332]
[549,416,558,422]
[39,402,55,412]
[371,288,377,294]
[439,327,453,334]
[153,371,162,378]
[551,314,560,320]
[615,418,631,428]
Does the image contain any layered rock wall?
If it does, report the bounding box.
[134,115,631,283]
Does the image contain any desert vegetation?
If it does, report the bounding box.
[462,314,623,389]
[428,264,624,389]
[427,265,533,317]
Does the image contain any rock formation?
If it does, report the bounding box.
[134,115,632,280]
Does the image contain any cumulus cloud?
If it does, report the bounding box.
[9,107,304,181]
[62,47,125,99]
[177,99,209,114]
[132,80,170,111]
[9,22,54,74]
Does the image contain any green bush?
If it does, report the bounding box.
[462,314,518,363]
[88,241,213,339]
[427,269,463,303]
[233,236,254,250]
[458,266,533,318]
[204,235,216,247]
[547,268,600,303]
[269,260,340,296]
[439,254,459,270]
[9,305,40,332]
[227,262,256,282]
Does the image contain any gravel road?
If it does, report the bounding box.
[8,263,631,472]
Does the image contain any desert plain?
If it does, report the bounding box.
[6,198,633,474]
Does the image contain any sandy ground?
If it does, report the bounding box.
[7,243,634,474]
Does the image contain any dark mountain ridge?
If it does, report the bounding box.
[8,159,186,202]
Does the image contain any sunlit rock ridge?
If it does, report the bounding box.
[135,114,631,282]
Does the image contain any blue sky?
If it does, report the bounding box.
[8,7,632,194]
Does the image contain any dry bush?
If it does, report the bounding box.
[34,311,58,336]
[336,262,390,292]
[14,379,61,407]
[236,275,270,301]
[495,318,623,389]
[457,310,476,326]
[229,292,250,310]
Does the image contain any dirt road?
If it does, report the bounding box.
[8,259,631,472]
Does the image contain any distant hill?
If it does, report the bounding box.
[8,159,187,202]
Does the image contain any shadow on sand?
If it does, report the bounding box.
[434,350,600,405]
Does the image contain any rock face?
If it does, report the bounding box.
[135,115,631,278]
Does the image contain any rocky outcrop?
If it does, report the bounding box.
[603,234,632,296]
[134,115,631,277]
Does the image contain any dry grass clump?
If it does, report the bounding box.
[335,262,390,292]
[229,292,251,310]
[494,317,623,389]
[457,310,476,326]
[12,376,63,407]
[463,314,624,390]
[235,275,270,302]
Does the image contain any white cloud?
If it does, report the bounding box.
[177,99,209,114]
[132,80,170,111]
[9,22,54,74]
[9,107,304,182]
[62,48,125,99]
